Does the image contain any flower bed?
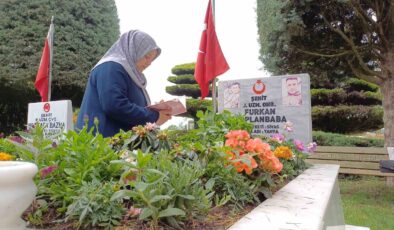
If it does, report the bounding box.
[0,110,316,229]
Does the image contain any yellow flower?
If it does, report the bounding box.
[0,152,14,161]
[274,146,293,160]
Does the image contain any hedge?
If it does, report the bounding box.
[311,88,382,106]
[166,84,211,98]
[312,105,383,133]
[346,91,382,105]
[342,78,380,92]
[312,131,384,147]
[0,80,40,135]
[167,75,197,84]
[311,88,347,106]
[171,63,195,75]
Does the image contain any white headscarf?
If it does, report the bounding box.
[93,30,161,105]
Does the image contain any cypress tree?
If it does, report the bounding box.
[166,63,212,120]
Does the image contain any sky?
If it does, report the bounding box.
[114,0,270,127]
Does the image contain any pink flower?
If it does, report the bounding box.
[283,121,293,132]
[293,139,305,151]
[0,133,4,138]
[40,165,58,178]
[9,136,24,144]
[128,206,142,216]
[270,133,285,143]
[144,122,157,131]
[306,142,317,153]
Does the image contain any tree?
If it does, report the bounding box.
[0,0,119,134]
[257,0,393,146]
[0,0,119,103]
[166,63,212,120]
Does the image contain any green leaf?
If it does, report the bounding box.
[129,134,140,142]
[64,168,75,176]
[177,194,195,200]
[110,190,137,201]
[260,187,272,199]
[205,178,215,190]
[158,207,185,218]
[139,208,154,220]
[150,195,172,203]
[166,216,182,230]
[110,160,138,168]
[135,182,148,192]
[145,168,167,177]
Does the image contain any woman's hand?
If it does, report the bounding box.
[156,109,172,125]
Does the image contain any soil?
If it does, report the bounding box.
[23,178,290,229]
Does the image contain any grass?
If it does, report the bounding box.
[339,176,394,230]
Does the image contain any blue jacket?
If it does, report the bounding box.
[76,61,159,137]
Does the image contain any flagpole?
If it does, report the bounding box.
[211,0,217,113]
[48,16,54,101]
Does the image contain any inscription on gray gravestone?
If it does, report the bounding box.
[218,74,312,144]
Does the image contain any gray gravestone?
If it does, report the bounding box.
[218,74,312,144]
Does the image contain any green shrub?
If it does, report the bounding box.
[185,98,212,119]
[0,80,40,135]
[311,88,382,106]
[311,88,347,105]
[313,131,384,147]
[346,91,382,105]
[1,0,119,107]
[66,180,124,229]
[111,151,211,229]
[0,138,17,154]
[167,74,197,84]
[312,105,383,133]
[166,84,212,98]
[171,63,195,75]
[343,78,380,92]
[8,125,124,228]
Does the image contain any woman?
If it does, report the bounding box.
[76,30,171,137]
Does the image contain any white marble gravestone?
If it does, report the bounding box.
[27,100,73,138]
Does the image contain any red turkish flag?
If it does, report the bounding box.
[35,22,53,102]
[194,0,229,99]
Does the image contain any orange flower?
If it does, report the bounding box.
[232,154,258,175]
[260,154,283,173]
[225,138,239,148]
[258,149,275,162]
[225,151,235,160]
[246,138,271,153]
[274,146,293,159]
[225,130,250,141]
[0,152,13,161]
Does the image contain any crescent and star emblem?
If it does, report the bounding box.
[252,80,266,95]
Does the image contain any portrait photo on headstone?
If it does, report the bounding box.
[282,76,302,106]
